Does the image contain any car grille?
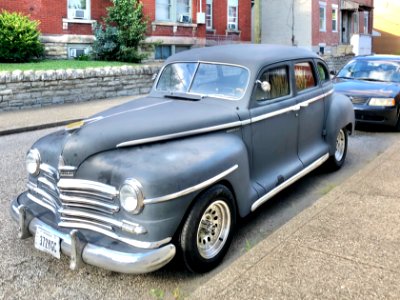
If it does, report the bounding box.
[349,96,369,105]
[27,163,120,234]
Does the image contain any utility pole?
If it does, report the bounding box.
[253,0,261,43]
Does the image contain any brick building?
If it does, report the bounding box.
[260,0,374,57]
[0,0,251,59]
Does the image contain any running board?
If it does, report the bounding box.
[251,153,329,212]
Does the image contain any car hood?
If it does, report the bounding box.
[333,78,400,98]
[61,96,241,167]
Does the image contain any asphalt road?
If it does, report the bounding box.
[0,127,398,300]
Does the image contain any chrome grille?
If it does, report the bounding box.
[350,96,369,104]
[27,166,121,236]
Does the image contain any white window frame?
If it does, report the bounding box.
[156,0,192,23]
[227,0,238,31]
[353,11,359,33]
[363,11,369,34]
[206,0,213,30]
[67,0,91,20]
[319,2,326,32]
[332,4,338,32]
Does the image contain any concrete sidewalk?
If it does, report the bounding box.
[0,96,137,136]
[192,139,400,299]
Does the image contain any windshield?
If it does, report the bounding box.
[156,62,249,100]
[337,59,400,83]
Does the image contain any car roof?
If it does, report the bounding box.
[165,44,321,72]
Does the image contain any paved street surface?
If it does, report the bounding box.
[0,98,399,299]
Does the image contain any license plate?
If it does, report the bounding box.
[34,227,61,259]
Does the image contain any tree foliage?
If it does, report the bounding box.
[0,10,44,62]
[92,0,148,62]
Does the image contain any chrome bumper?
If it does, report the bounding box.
[10,197,176,274]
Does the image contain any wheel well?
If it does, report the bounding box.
[171,180,238,243]
[345,122,353,135]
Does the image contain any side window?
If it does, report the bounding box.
[317,62,330,83]
[294,62,317,92]
[256,66,290,101]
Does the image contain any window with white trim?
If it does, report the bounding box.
[227,0,238,31]
[332,5,338,32]
[363,11,369,34]
[206,0,213,30]
[156,0,191,22]
[353,11,359,33]
[68,0,90,20]
[319,2,326,32]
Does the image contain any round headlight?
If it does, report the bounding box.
[119,179,144,214]
[26,149,41,176]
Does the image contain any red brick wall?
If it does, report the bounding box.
[0,0,250,41]
[0,0,110,35]
[312,0,340,47]
[208,0,250,41]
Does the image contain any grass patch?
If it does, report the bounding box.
[0,60,138,72]
[320,183,337,196]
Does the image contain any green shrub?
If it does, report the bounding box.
[0,10,44,62]
[92,0,147,63]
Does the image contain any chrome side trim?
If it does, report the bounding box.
[58,179,118,198]
[117,122,244,148]
[116,90,333,148]
[144,165,239,204]
[251,153,330,212]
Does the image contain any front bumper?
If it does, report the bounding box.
[10,195,176,274]
[354,105,398,127]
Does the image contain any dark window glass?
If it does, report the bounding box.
[256,66,290,101]
[317,62,330,82]
[294,62,317,91]
[155,45,172,60]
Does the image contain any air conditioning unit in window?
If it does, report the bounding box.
[228,23,237,30]
[178,14,190,23]
[73,9,85,19]
[70,48,86,58]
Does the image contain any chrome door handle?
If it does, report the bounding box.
[300,102,309,108]
[292,105,301,112]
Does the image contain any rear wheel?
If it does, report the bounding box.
[327,127,348,170]
[179,184,235,273]
[395,116,400,131]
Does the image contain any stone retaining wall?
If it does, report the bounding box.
[0,65,161,112]
[323,54,355,73]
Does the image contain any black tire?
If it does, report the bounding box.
[395,116,400,132]
[327,127,348,171]
[179,184,236,273]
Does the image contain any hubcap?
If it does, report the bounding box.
[335,129,346,161]
[196,200,231,259]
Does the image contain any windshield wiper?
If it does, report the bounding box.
[164,92,205,101]
[357,77,387,82]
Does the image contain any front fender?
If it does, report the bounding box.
[75,131,254,242]
[325,93,355,155]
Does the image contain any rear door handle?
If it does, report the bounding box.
[300,102,309,108]
[292,105,301,112]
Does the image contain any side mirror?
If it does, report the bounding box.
[256,80,271,92]
[330,70,337,76]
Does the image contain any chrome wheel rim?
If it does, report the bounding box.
[335,129,346,162]
[196,200,231,259]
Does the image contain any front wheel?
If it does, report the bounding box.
[327,127,348,170]
[179,184,236,273]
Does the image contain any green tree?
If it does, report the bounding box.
[92,0,148,62]
[0,10,44,62]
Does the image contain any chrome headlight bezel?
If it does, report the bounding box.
[368,97,396,107]
[119,178,144,214]
[25,148,41,176]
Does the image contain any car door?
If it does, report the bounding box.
[294,60,329,166]
[249,63,304,193]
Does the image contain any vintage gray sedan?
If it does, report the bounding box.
[10,44,354,274]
